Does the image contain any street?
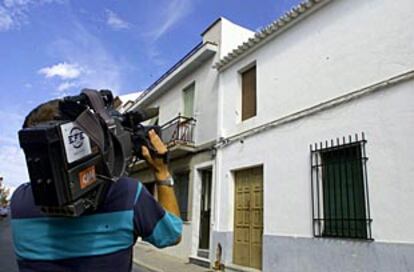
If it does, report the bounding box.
[0,216,17,272]
[0,216,150,272]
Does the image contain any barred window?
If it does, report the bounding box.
[310,133,372,240]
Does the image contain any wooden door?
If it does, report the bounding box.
[233,166,263,269]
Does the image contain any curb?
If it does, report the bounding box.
[133,258,163,272]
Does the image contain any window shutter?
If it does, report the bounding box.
[321,146,367,239]
[174,172,189,221]
[183,83,195,118]
[241,66,257,121]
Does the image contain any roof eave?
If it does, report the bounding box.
[129,42,218,110]
[214,0,332,71]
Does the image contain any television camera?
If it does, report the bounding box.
[18,89,162,217]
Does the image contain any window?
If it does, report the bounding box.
[241,65,257,121]
[173,171,190,221]
[183,83,195,118]
[310,133,372,240]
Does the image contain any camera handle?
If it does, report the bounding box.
[131,125,169,163]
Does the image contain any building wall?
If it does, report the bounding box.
[262,235,414,272]
[213,80,414,271]
[129,18,256,262]
[219,18,254,59]
[219,0,414,137]
[134,151,215,260]
[139,55,219,146]
[214,2,414,269]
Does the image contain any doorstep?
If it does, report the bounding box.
[189,255,211,268]
[224,263,261,272]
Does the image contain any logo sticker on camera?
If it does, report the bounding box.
[79,166,97,189]
[68,127,85,148]
[61,122,92,163]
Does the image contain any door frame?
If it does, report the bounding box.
[192,161,215,258]
[232,165,264,270]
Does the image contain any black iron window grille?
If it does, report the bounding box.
[310,133,372,240]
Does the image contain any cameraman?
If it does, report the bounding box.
[10,100,183,272]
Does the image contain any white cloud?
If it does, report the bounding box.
[106,9,129,30]
[144,0,193,41]
[0,6,13,31]
[38,62,82,80]
[0,109,28,189]
[138,0,194,67]
[0,144,28,188]
[0,0,62,32]
[43,21,126,94]
[0,135,19,145]
[3,0,31,8]
[57,81,77,92]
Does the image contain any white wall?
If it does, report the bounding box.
[215,80,414,243]
[215,0,414,244]
[202,19,222,45]
[131,18,256,260]
[219,0,414,137]
[219,18,254,59]
[140,55,219,146]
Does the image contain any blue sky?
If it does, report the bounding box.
[0,0,302,190]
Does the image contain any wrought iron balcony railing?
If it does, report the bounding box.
[161,115,196,147]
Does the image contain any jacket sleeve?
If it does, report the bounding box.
[133,183,183,248]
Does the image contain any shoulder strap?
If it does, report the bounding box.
[81,89,115,128]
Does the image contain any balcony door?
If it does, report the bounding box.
[183,83,195,118]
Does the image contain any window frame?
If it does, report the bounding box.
[182,82,195,118]
[310,133,373,240]
[173,170,190,221]
[239,63,257,121]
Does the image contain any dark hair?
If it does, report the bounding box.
[23,100,61,128]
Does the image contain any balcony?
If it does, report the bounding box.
[161,115,196,147]
[129,115,197,173]
[161,115,197,159]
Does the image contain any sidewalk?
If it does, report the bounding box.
[133,242,213,272]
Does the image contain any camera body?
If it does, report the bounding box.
[18,89,161,216]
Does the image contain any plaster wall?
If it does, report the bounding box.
[261,235,414,272]
[219,0,414,137]
[130,18,255,261]
[140,55,219,146]
[211,233,414,272]
[219,18,254,59]
[202,20,221,45]
[133,152,215,259]
[215,79,414,244]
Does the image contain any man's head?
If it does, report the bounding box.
[19,97,107,216]
[23,100,61,128]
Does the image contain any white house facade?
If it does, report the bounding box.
[126,18,253,263]
[213,0,414,271]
